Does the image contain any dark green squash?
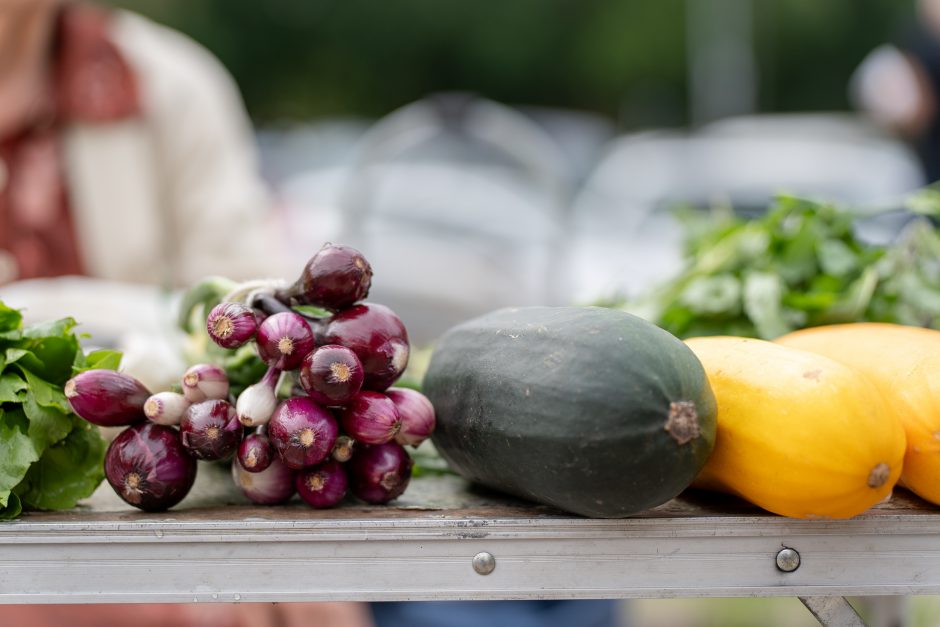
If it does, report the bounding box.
[423,306,716,517]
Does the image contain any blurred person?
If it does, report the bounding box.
[0,0,284,288]
[852,0,940,182]
[0,1,365,625]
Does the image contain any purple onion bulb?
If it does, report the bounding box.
[296,460,348,509]
[340,391,402,445]
[278,243,373,311]
[232,457,296,505]
[206,302,259,349]
[268,396,339,469]
[65,370,150,427]
[348,442,413,504]
[320,303,410,391]
[236,366,281,427]
[143,391,190,426]
[299,344,364,407]
[104,422,197,511]
[332,435,356,463]
[180,399,243,461]
[385,387,436,447]
[181,363,230,403]
[237,432,274,473]
[256,312,316,371]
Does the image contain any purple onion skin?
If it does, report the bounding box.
[206,302,258,349]
[237,433,274,473]
[340,391,402,445]
[268,397,339,469]
[256,312,316,371]
[349,442,413,504]
[180,400,243,461]
[65,370,150,427]
[296,460,348,509]
[280,243,373,311]
[386,387,436,447]
[321,304,410,391]
[232,457,296,505]
[299,345,364,407]
[332,435,355,463]
[181,364,230,403]
[105,423,197,512]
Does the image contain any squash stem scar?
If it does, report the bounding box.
[665,401,701,445]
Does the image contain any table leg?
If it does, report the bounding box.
[799,596,867,627]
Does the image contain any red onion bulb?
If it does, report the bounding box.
[232,457,296,505]
[299,344,364,407]
[320,303,409,391]
[385,387,436,447]
[181,364,230,404]
[296,460,348,509]
[180,399,243,461]
[206,302,258,349]
[348,442,413,504]
[65,370,150,427]
[256,312,315,371]
[340,391,401,445]
[143,391,189,426]
[104,422,197,511]
[278,243,372,311]
[237,432,274,473]
[268,396,339,469]
[331,435,355,463]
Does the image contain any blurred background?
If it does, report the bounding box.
[98,0,932,346]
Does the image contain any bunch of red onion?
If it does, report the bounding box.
[65,363,237,511]
[64,243,434,512]
[210,243,435,508]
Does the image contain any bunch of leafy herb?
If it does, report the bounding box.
[617,195,940,339]
[0,301,121,519]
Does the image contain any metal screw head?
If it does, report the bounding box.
[472,551,496,575]
[776,547,801,572]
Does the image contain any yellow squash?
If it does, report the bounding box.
[685,336,906,519]
[777,323,940,506]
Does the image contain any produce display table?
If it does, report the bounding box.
[3,465,939,626]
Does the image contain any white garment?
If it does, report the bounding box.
[62,10,288,287]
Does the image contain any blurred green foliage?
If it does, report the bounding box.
[107,0,912,125]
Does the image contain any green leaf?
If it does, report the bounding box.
[905,188,940,217]
[0,410,40,508]
[19,368,71,413]
[0,492,22,520]
[743,271,792,339]
[0,373,28,403]
[14,327,80,384]
[293,305,331,318]
[0,302,22,334]
[818,266,880,324]
[176,276,237,333]
[17,419,105,511]
[23,391,73,456]
[5,348,29,365]
[84,349,123,371]
[73,349,123,374]
[678,275,742,316]
[817,239,858,278]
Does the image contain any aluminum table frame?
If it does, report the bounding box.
[2,468,937,626]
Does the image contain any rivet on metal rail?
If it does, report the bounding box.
[472,551,496,575]
[776,547,801,572]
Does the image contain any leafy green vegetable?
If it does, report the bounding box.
[612,196,940,338]
[0,300,117,520]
